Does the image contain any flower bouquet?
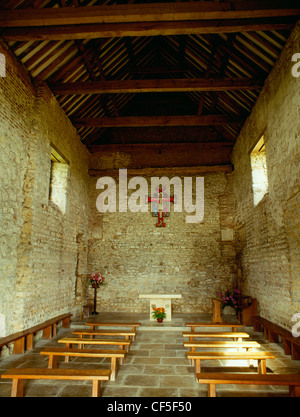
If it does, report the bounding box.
[217,288,242,312]
[89,273,105,288]
[152,307,167,322]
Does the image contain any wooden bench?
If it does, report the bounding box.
[0,313,72,354]
[252,316,300,360]
[186,350,275,374]
[85,322,141,340]
[1,367,111,397]
[58,337,131,352]
[196,372,300,397]
[40,347,125,381]
[186,323,243,332]
[182,331,250,341]
[73,329,136,341]
[184,340,261,352]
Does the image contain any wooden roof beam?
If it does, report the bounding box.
[71,115,245,128]
[48,78,263,95]
[0,2,299,27]
[1,18,296,41]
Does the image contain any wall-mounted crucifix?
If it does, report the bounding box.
[147,187,175,227]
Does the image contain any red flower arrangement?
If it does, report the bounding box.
[89,273,105,287]
[151,307,166,320]
[217,288,242,311]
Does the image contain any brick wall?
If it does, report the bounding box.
[87,169,237,314]
[0,40,90,336]
[232,23,300,330]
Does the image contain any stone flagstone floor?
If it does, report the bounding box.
[0,312,300,398]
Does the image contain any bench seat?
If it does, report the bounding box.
[184,340,261,352]
[252,316,300,360]
[1,367,111,397]
[196,372,300,397]
[85,322,141,340]
[186,350,275,374]
[186,323,243,332]
[72,329,136,341]
[182,332,250,341]
[0,313,72,354]
[40,347,126,380]
[58,337,131,352]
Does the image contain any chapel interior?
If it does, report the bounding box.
[0,0,300,398]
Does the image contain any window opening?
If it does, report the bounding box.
[250,135,269,206]
[49,145,69,213]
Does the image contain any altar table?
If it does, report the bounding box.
[139,294,182,321]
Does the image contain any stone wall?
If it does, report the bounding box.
[232,23,300,330]
[0,39,90,337]
[87,168,238,314]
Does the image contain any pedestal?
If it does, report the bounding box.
[212,299,223,324]
[92,285,99,315]
[139,294,182,321]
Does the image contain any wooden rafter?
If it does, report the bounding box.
[48,78,263,95]
[2,18,296,41]
[71,115,245,128]
[0,2,299,27]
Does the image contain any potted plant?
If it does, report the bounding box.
[152,307,167,323]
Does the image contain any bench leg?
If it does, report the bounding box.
[289,386,300,397]
[43,325,52,339]
[257,359,266,374]
[195,359,201,374]
[11,378,24,397]
[283,338,291,355]
[207,383,216,397]
[111,357,117,381]
[291,343,300,360]
[48,354,58,369]
[13,337,25,354]
[92,380,101,397]
[26,334,34,351]
[62,316,71,328]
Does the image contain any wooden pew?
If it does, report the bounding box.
[252,316,300,360]
[40,347,125,381]
[1,368,111,397]
[85,322,141,340]
[184,340,261,352]
[196,372,300,397]
[0,313,72,354]
[182,331,250,341]
[186,323,243,332]
[58,337,131,352]
[73,329,136,341]
[186,350,275,374]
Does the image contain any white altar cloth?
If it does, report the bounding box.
[139,294,182,321]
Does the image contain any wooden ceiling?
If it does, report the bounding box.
[1,1,299,163]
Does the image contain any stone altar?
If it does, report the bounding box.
[139,294,182,321]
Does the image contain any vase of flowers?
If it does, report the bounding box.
[217,288,242,315]
[88,273,105,315]
[151,307,166,323]
[89,273,105,288]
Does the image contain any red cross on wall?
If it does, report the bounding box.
[147,187,175,227]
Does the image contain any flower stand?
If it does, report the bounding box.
[92,284,99,315]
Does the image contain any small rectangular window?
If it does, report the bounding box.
[250,135,269,206]
[49,144,69,213]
